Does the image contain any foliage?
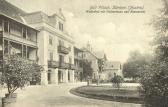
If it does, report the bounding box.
[82,60,93,80]
[140,0,168,106]
[123,50,152,79]
[2,55,43,95]
[140,58,168,107]
[111,74,123,89]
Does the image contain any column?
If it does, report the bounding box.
[63,69,68,83]
[41,66,48,85]
[69,70,74,83]
[50,68,58,85]
[21,44,23,57]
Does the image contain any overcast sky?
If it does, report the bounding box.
[7,0,162,62]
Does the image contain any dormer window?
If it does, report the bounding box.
[59,22,63,31]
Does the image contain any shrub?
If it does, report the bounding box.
[140,59,168,107]
[2,55,43,95]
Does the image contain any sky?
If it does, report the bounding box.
[7,0,162,62]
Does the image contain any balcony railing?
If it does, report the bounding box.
[59,62,69,69]
[48,60,77,70]
[48,60,59,68]
[57,45,70,54]
[69,64,75,70]
[2,31,37,47]
[75,66,83,71]
[74,55,83,60]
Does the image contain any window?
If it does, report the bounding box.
[4,21,9,33]
[59,55,64,63]
[4,40,8,54]
[23,28,27,39]
[50,52,53,61]
[69,57,72,64]
[23,45,26,58]
[59,22,63,31]
[0,20,2,31]
[58,40,64,46]
[49,36,53,45]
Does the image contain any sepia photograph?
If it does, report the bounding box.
[0,0,167,107]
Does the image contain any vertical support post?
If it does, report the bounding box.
[50,68,58,85]
[21,44,23,57]
[2,39,4,57]
[7,21,9,34]
[69,70,74,83]
[2,20,4,32]
[26,28,27,40]
[21,27,23,38]
[26,46,27,59]
[7,40,9,55]
[63,69,68,83]
[41,66,48,85]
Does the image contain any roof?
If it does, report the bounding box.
[94,51,106,59]
[74,47,84,52]
[0,12,39,31]
[23,11,66,28]
[104,61,121,70]
[0,0,26,22]
[0,0,39,31]
[82,47,98,59]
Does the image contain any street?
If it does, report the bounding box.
[10,82,142,107]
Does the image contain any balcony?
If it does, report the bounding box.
[2,32,37,48]
[48,60,59,68]
[74,55,83,60]
[59,62,69,69]
[70,64,76,70]
[57,45,70,54]
[76,66,83,72]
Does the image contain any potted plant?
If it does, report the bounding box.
[1,55,42,107]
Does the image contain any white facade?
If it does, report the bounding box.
[23,11,75,85]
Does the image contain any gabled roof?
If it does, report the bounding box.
[0,0,26,22]
[104,61,121,70]
[94,51,106,59]
[23,11,66,28]
[82,47,98,59]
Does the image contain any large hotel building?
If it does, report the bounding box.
[0,0,75,85]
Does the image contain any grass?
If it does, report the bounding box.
[70,85,144,104]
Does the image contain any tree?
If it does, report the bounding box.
[141,58,168,107]
[2,55,43,95]
[111,73,123,90]
[82,60,93,80]
[123,50,152,80]
[140,0,168,106]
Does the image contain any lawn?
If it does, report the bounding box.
[71,85,143,104]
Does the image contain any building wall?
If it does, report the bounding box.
[26,12,75,85]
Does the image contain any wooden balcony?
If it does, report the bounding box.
[48,60,59,68]
[57,45,70,54]
[1,31,37,48]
